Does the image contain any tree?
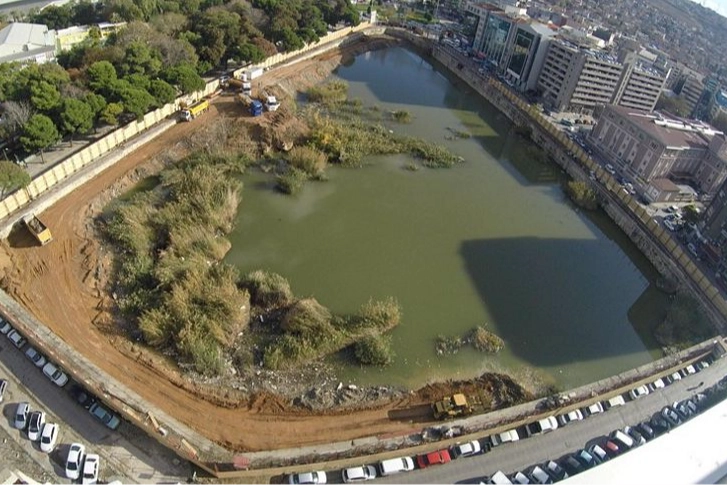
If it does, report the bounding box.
[711,111,727,133]
[101,102,124,125]
[163,63,204,94]
[0,100,33,139]
[233,42,266,64]
[87,61,118,94]
[20,114,61,162]
[119,87,155,119]
[85,93,107,131]
[60,99,94,146]
[682,205,701,224]
[0,161,30,197]
[119,41,162,77]
[29,81,61,113]
[656,94,691,118]
[148,79,176,106]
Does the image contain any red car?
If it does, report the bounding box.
[417,449,452,468]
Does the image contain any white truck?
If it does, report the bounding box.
[265,95,280,112]
[241,67,263,82]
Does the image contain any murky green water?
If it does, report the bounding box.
[224,47,668,389]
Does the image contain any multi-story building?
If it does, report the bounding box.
[678,70,705,115]
[504,22,556,91]
[537,39,623,114]
[589,105,727,199]
[0,22,56,64]
[612,53,667,112]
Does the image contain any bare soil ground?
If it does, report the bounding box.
[0,37,529,452]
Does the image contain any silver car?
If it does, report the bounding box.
[14,402,30,429]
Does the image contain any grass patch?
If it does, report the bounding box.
[435,326,505,355]
[276,166,308,194]
[240,270,293,308]
[287,145,328,177]
[354,335,395,366]
[306,81,349,105]
[654,294,715,354]
[102,153,250,375]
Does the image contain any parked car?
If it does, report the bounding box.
[14,402,30,430]
[605,163,616,175]
[42,362,69,387]
[684,364,697,375]
[526,466,553,484]
[377,457,414,477]
[451,440,482,458]
[289,472,326,484]
[637,422,656,440]
[510,471,530,484]
[662,406,682,427]
[609,430,634,450]
[650,378,666,391]
[628,385,650,400]
[341,465,376,483]
[557,409,584,426]
[560,455,584,476]
[587,444,609,463]
[670,371,682,383]
[82,454,100,484]
[7,329,26,348]
[88,402,121,431]
[417,449,451,468]
[0,320,12,334]
[573,449,599,468]
[695,361,710,371]
[624,426,646,446]
[583,402,604,417]
[491,429,520,446]
[70,385,97,410]
[650,414,672,434]
[40,422,59,453]
[604,395,625,409]
[683,399,698,416]
[602,440,621,458]
[672,401,693,420]
[65,443,86,480]
[27,411,46,441]
[0,379,6,403]
[25,347,47,368]
[544,460,568,481]
[486,471,513,484]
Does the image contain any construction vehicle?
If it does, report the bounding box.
[432,392,489,420]
[265,95,280,112]
[23,214,52,245]
[180,99,210,122]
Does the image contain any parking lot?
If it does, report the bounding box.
[0,327,189,483]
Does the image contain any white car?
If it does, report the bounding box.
[42,362,69,387]
[0,320,12,334]
[605,163,616,175]
[342,465,376,483]
[14,402,30,430]
[7,329,26,348]
[40,423,59,453]
[583,402,604,416]
[27,411,45,441]
[288,471,326,484]
[451,440,482,458]
[629,385,650,400]
[652,378,666,390]
[557,409,584,426]
[65,443,86,480]
[25,346,47,368]
[82,454,100,484]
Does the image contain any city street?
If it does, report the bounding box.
[371,351,724,484]
[0,335,189,483]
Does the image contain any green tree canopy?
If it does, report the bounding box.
[119,86,155,119]
[29,81,62,113]
[148,79,177,106]
[101,102,124,125]
[119,41,162,77]
[60,98,94,145]
[0,161,30,197]
[163,63,205,94]
[87,60,118,94]
[20,114,61,157]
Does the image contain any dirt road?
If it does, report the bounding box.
[0,41,438,453]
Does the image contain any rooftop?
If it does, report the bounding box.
[608,105,715,149]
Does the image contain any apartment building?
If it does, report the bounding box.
[589,105,727,198]
[537,39,623,113]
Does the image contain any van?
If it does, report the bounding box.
[610,429,634,449]
[378,457,414,476]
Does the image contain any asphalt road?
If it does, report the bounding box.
[0,334,189,483]
[370,352,724,484]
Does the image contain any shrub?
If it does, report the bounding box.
[358,297,402,329]
[471,326,505,353]
[391,110,412,123]
[435,334,465,355]
[565,180,598,210]
[281,298,334,337]
[354,335,394,366]
[306,81,349,104]
[287,145,328,177]
[655,294,714,353]
[240,270,294,308]
[276,167,308,194]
